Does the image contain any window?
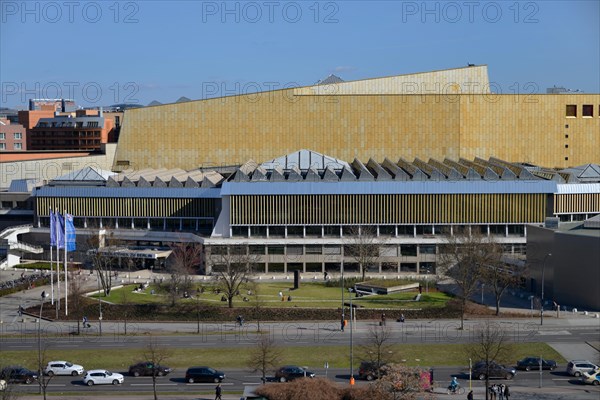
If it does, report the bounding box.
[565,105,577,117]
[565,144,568,148]
[582,105,593,117]
[13,132,22,139]
[0,133,5,140]
[14,143,22,149]
[0,143,5,150]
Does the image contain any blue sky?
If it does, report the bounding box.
[1,0,599,108]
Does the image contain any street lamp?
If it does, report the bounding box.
[38,290,48,395]
[96,272,103,336]
[540,253,552,326]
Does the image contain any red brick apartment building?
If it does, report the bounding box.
[0,118,26,151]
[25,109,116,151]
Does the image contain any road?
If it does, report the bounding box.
[6,366,600,396]
[2,318,599,349]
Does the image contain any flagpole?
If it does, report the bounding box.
[49,208,54,305]
[56,212,61,315]
[64,209,68,316]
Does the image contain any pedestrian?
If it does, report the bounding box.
[324,271,328,281]
[504,384,510,398]
[82,316,89,328]
[18,305,23,316]
[381,312,386,326]
[340,317,345,332]
[467,390,474,400]
[399,313,405,323]
[498,383,505,400]
[490,384,498,400]
[215,382,222,400]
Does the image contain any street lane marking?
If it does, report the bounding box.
[186,383,234,386]
[130,383,178,386]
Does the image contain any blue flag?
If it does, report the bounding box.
[56,213,65,249]
[65,213,76,251]
[50,210,56,246]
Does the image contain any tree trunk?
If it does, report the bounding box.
[228,296,233,308]
[152,376,158,400]
[495,297,501,316]
[460,298,466,330]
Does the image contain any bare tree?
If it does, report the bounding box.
[246,335,282,383]
[210,244,257,308]
[481,257,524,316]
[359,325,394,380]
[67,271,86,315]
[169,242,203,289]
[345,226,381,281]
[119,288,132,335]
[142,338,173,400]
[246,280,267,332]
[371,364,435,400]
[438,227,497,329]
[466,320,513,400]
[86,233,121,296]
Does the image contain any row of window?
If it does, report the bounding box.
[0,143,22,150]
[211,261,437,274]
[30,131,101,137]
[566,104,598,118]
[0,133,22,140]
[38,121,99,128]
[209,243,525,257]
[231,224,526,238]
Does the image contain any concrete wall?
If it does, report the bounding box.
[528,225,600,310]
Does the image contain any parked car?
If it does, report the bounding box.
[516,357,557,371]
[128,362,172,377]
[472,361,516,380]
[581,368,600,385]
[358,361,387,381]
[44,361,84,377]
[83,370,124,386]
[567,360,599,377]
[275,366,315,382]
[0,366,38,384]
[185,367,225,383]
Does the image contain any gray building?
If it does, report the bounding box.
[527,216,600,311]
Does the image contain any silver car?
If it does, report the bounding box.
[567,360,599,377]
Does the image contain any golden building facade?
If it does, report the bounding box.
[114,66,600,170]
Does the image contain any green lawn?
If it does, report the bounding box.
[95,282,451,309]
[0,342,564,371]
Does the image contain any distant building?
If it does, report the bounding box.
[29,98,76,112]
[27,109,116,151]
[0,118,26,151]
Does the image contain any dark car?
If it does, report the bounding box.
[358,361,387,381]
[275,366,315,382]
[185,367,225,383]
[0,366,38,384]
[128,362,172,377]
[516,357,557,371]
[472,361,516,380]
